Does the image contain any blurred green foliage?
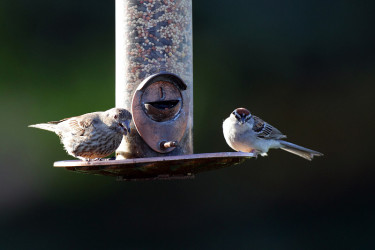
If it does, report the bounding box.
[1,0,375,249]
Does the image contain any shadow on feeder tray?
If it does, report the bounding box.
[53,152,254,181]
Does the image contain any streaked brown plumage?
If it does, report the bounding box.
[29,108,132,160]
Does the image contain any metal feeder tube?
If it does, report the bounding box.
[115,0,193,159]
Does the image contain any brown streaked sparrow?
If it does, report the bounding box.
[223,108,323,160]
[29,108,132,161]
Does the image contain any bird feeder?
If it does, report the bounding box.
[54,0,254,180]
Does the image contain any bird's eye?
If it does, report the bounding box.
[114,115,118,119]
[232,111,235,115]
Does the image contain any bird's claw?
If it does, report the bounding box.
[250,149,259,159]
[83,157,113,162]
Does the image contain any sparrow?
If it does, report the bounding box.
[29,108,132,161]
[223,108,323,160]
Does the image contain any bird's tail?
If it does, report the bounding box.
[279,140,323,161]
[28,123,57,133]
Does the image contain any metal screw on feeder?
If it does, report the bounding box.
[53,0,254,180]
[160,141,178,150]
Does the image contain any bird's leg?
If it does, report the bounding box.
[250,149,259,159]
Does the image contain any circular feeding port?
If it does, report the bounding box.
[144,99,181,122]
[141,80,183,122]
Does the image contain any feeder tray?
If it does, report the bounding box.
[54,152,254,181]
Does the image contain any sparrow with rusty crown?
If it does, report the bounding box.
[223,108,323,160]
[29,108,132,161]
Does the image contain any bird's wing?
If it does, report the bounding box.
[48,115,95,136]
[70,118,94,136]
[252,115,286,140]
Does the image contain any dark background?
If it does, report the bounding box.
[1,0,375,249]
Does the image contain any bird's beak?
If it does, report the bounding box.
[120,121,131,135]
[240,116,246,124]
